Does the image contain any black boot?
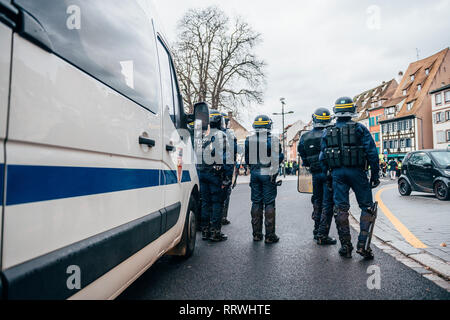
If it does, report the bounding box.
[201,227,210,241]
[312,204,322,240]
[251,204,263,240]
[209,228,228,242]
[253,233,263,242]
[339,241,354,258]
[264,205,279,244]
[265,234,280,244]
[317,235,337,245]
[357,241,374,260]
[222,217,231,225]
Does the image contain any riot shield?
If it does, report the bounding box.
[298,163,313,194]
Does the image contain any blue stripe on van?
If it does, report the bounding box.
[0,163,4,206]
[6,165,192,206]
[181,170,191,183]
[163,170,178,185]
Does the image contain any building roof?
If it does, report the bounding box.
[382,48,449,120]
[228,112,250,141]
[353,79,398,121]
[430,83,450,94]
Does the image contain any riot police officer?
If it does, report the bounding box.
[298,108,337,245]
[320,97,380,259]
[245,115,284,244]
[198,109,233,242]
[221,112,238,226]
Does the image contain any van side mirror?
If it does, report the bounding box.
[194,102,210,131]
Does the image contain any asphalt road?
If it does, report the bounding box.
[119,180,450,300]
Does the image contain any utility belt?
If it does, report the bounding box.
[198,164,225,175]
[306,155,321,173]
[325,146,366,169]
[250,163,272,171]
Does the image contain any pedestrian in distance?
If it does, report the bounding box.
[298,107,337,245]
[320,97,380,260]
[245,115,284,244]
[388,158,398,180]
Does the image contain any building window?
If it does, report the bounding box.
[400,139,405,148]
[446,111,450,121]
[407,102,414,111]
[425,68,430,75]
[417,84,422,91]
[435,93,442,105]
[406,138,412,148]
[383,141,387,149]
[437,131,446,144]
[405,119,411,130]
[445,91,450,103]
[436,112,445,123]
[393,122,398,131]
[411,75,415,81]
[447,130,450,142]
[374,133,380,142]
[403,89,407,96]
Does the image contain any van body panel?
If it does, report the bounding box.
[3,34,165,269]
[0,1,200,299]
[0,21,12,272]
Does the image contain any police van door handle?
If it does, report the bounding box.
[166,144,176,152]
[139,136,156,148]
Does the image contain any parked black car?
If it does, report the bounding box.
[398,150,450,201]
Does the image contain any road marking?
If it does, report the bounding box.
[376,186,428,249]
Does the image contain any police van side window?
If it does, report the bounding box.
[170,65,182,128]
[14,0,161,113]
[157,39,178,127]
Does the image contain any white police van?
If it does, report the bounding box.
[0,0,203,299]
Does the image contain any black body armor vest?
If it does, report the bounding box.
[302,130,323,173]
[247,132,273,170]
[324,123,367,169]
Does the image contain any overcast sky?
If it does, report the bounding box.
[154,0,450,131]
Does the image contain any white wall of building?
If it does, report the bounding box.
[431,90,450,150]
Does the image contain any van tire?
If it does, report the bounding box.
[170,196,197,259]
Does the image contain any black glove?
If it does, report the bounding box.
[370,175,380,189]
[222,177,232,189]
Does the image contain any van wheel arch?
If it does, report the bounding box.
[166,193,197,258]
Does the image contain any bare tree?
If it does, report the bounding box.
[173,7,266,117]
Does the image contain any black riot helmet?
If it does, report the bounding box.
[209,110,224,129]
[253,115,273,131]
[333,97,357,118]
[312,107,332,128]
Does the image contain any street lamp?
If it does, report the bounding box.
[273,98,295,177]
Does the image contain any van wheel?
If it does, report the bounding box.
[171,197,197,259]
[434,181,449,201]
[398,179,412,196]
